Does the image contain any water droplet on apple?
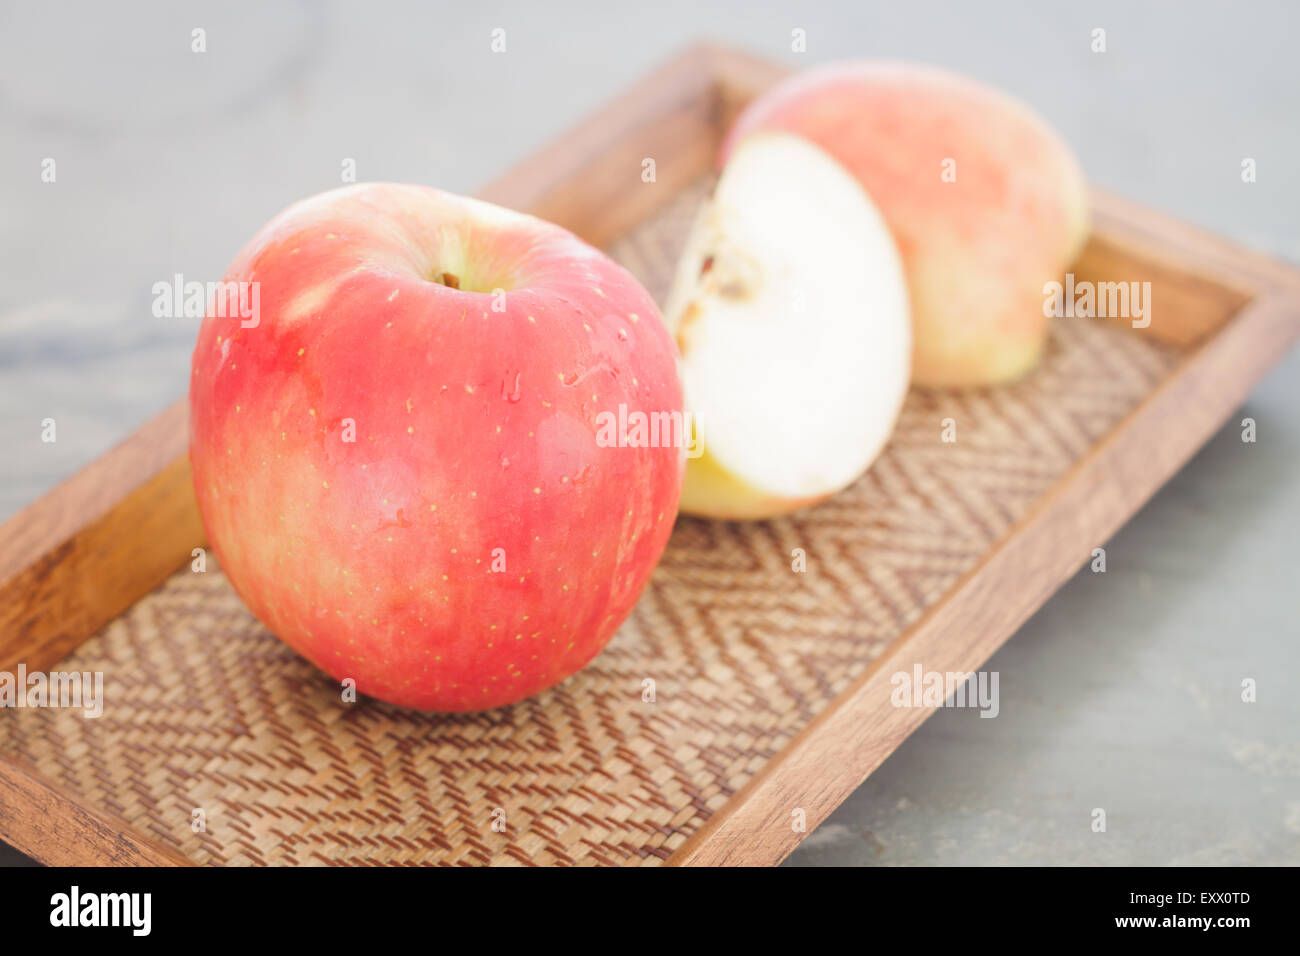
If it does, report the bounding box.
[502,371,522,402]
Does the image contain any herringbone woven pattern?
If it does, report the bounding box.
[0,177,1183,865]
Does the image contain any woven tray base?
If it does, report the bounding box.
[0,178,1183,865]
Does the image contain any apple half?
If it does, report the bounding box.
[661,132,911,520]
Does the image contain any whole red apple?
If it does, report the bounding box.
[189,183,684,711]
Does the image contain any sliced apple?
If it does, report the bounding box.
[662,132,911,520]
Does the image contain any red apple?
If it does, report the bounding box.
[724,62,1089,387]
[189,183,684,711]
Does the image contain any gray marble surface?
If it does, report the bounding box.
[1,1,1296,867]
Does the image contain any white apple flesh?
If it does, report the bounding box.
[662,132,911,520]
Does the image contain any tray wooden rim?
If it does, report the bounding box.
[2,44,1299,867]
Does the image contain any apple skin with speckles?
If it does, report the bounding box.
[189,183,685,711]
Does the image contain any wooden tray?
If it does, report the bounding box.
[2,45,1299,867]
